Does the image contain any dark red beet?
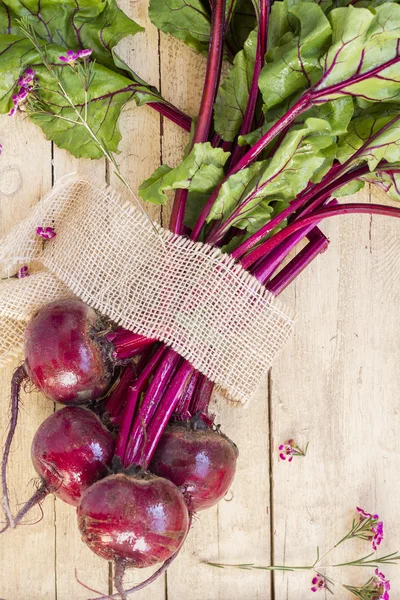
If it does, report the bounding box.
[24,299,113,405]
[150,424,238,511]
[77,473,189,566]
[31,407,114,506]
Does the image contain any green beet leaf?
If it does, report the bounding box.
[334,179,365,197]
[337,107,400,170]
[138,142,230,204]
[225,0,256,56]
[149,0,210,54]
[0,36,146,157]
[0,2,18,33]
[27,49,140,158]
[0,35,38,113]
[259,3,331,110]
[360,165,400,201]
[1,0,142,70]
[314,4,400,102]
[209,117,335,236]
[214,28,257,141]
[207,160,267,222]
[0,0,175,158]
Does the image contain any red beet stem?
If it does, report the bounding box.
[190,374,214,415]
[110,331,156,361]
[138,362,195,468]
[174,370,200,419]
[191,94,312,241]
[229,0,270,167]
[169,0,227,234]
[148,101,192,133]
[104,366,135,418]
[118,346,166,466]
[114,384,140,460]
[243,202,400,268]
[267,229,329,295]
[1,364,27,528]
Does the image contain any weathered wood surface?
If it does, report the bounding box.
[0,0,399,598]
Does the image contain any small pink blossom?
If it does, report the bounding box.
[0,143,2,155]
[357,507,379,520]
[9,68,36,116]
[78,48,93,59]
[279,441,295,462]
[373,568,391,600]
[17,266,30,278]
[356,507,384,551]
[279,439,308,462]
[36,226,56,239]
[59,48,92,63]
[18,67,36,87]
[311,574,327,593]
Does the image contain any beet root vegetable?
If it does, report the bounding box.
[31,406,114,506]
[24,299,114,405]
[1,299,116,528]
[77,472,189,567]
[1,406,114,533]
[150,423,238,511]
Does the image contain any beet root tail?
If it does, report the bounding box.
[1,364,28,528]
[90,515,193,600]
[114,560,128,600]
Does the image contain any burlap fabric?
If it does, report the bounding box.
[0,177,295,403]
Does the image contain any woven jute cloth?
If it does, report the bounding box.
[0,177,295,404]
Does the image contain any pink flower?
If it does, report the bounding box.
[357,507,379,520]
[356,507,384,551]
[17,266,30,278]
[279,441,295,462]
[278,439,308,462]
[59,48,92,63]
[36,226,56,239]
[0,143,2,155]
[9,68,36,116]
[78,48,92,59]
[311,574,327,593]
[17,68,36,87]
[373,569,390,600]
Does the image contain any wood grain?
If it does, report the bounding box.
[1,0,400,597]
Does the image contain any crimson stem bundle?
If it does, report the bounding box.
[3,0,400,597]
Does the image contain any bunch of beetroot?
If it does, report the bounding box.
[6,0,400,596]
[2,298,237,597]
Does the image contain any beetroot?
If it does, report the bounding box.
[24,299,113,405]
[31,406,114,506]
[77,472,189,567]
[150,424,238,511]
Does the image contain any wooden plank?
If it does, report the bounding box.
[270,185,400,598]
[159,33,272,599]
[0,116,55,599]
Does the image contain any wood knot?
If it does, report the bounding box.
[0,166,22,196]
